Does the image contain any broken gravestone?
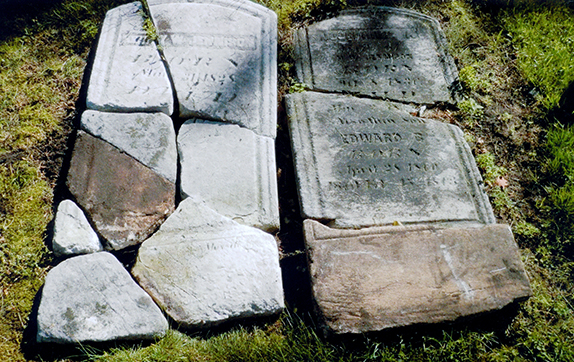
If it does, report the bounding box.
[37,252,168,343]
[148,0,277,138]
[287,7,531,335]
[304,220,532,335]
[294,7,457,104]
[286,92,494,228]
[132,197,284,328]
[178,121,279,232]
[80,110,177,183]
[52,199,103,257]
[66,131,175,250]
[86,2,173,115]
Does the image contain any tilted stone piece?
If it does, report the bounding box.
[86,1,173,115]
[304,219,532,335]
[178,121,279,232]
[52,199,103,257]
[132,197,284,328]
[81,110,177,183]
[294,7,458,104]
[149,0,277,138]
[66,131,175,250]
[286,92,494,228]
[37,252,168,343]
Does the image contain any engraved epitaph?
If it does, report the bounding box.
[294,7,457,104]
[86,2,173,115]
[149,0,277,138]
[287,92,494,227]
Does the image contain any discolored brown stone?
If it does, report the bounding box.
[67,131,175,250]
[304,219,532,335]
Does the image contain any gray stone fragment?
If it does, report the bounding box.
[294,7,458,104]
[66,131,175,250]
[37,252,168,343]
[132,197,284,328]
[81,110,177,183]
[149,0,277,138]
[286,92,494,228]
[52,199,103,257]
[304,219,532,335]
[178,121,279,232]
[86,2,173,115]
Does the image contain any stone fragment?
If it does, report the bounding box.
[132,197,284,328]
[304,219,532,335]
[66,131,175,250]
[286,92,494,228]
[52,199,103,257]
[81,110,177,183]
[178,121,279,232]
[148,0,277,138]
[37,252,168,343]
[86,2,173,115]
[294,7,457,104]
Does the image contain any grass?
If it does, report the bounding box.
[2,0,574,361]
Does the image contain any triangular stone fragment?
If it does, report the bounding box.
[86,1,173,115]
[132,197,284,328]
[148,0,277,138]
[178,121,279,232]
[66,131,175,250]
[52,199,103,257]
[304,219,532,335]
[37,252,168,343]
[81,110,177,183]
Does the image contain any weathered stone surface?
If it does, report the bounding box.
[294,7,457,104]
[148,0,277,138]
[286,92,494,228]
[132,197,284,328]
[178,121,279,232]
[304,219,532,335]
[37,252,168,343]
[86,2,173,115]
[66,131,175,250]
[81,110,177,183]
[52,199,103,257]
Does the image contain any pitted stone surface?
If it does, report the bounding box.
[81,110,177,183]
[294,7,457,104]
[286,92,494,228]
[37,252,168,343]
[149,0,277,138]
[132,197,284,328]
[52,199,103,257]
[86,1,173,115]
[66,131,175,250]
[178,121,279,232]
[304,219,532,335]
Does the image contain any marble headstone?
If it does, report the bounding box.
[294,7,457,104]
[178,121,279,232]
[149,0,277,138]
[86,2,173,114]
[287,92,494,228]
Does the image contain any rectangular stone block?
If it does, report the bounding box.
[149,0,277,138]
[86,2,173,115]
[178,121,279,232]
[287,92,494,228]
[294,7,457,104]
[304,219,532,335]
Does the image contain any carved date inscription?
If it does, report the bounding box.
[287,92,488,226]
